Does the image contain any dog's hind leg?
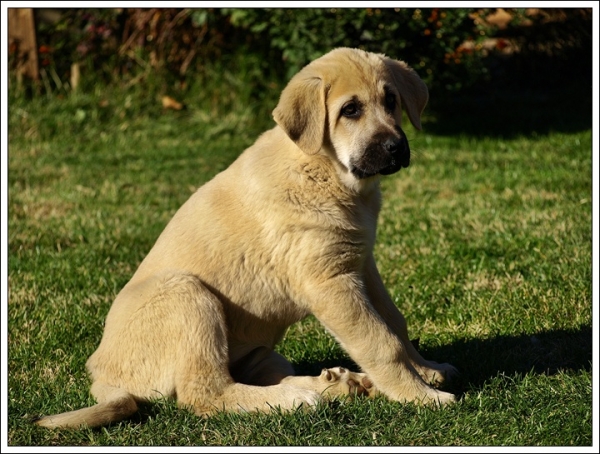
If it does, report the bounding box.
[118,272,322,416]
[37,271,320,428]
[88,271,321,419]
[229,347,377,400]
[172,333,323,416]
[175,342,322,416]
[281,367,376,399]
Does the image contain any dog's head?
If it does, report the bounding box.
[273,48,428,188]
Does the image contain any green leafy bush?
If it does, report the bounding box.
[226,8,493,92]
[14,7,592,99]
[24,8,494,94]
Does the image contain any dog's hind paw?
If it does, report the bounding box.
[318,367,378,398]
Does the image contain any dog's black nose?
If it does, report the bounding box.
[377,134,410,176]
[383,137,401,153]
[383,136,408,154]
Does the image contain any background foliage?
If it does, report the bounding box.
[14,7,593,99]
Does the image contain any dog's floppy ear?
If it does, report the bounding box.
[272,76,327,155]
[383,58,429,130]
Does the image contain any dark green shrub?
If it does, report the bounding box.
[24,8,494,94]
[13,7,592,100]
[226,8,493,92]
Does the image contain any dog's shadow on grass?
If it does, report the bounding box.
[431,325,592,395]
[292,324,593,398]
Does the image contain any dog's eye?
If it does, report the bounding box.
[341,102,360,118]
[385,93,396,111]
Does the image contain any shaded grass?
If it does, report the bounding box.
[6,77,593,447]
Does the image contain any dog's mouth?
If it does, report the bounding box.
[350,132,410,179]
[378,151,410,175]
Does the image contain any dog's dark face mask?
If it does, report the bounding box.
[350,126,410,179]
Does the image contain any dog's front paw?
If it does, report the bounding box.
[422,389,457,407]
[415,361,459,387]
[319,367,378,398]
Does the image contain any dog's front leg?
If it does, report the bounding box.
[364,254,458,386]
[307,276,456,406]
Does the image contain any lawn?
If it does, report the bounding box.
[5,78,594,447]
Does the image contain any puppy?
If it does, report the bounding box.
[35,47,457,429]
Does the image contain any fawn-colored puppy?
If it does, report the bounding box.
[36,48,457,429]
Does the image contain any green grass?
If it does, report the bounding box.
[6,78,593,447]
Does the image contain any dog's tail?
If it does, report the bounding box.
[34,384,138,429]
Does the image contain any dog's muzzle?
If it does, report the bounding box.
[350,129,411,179]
